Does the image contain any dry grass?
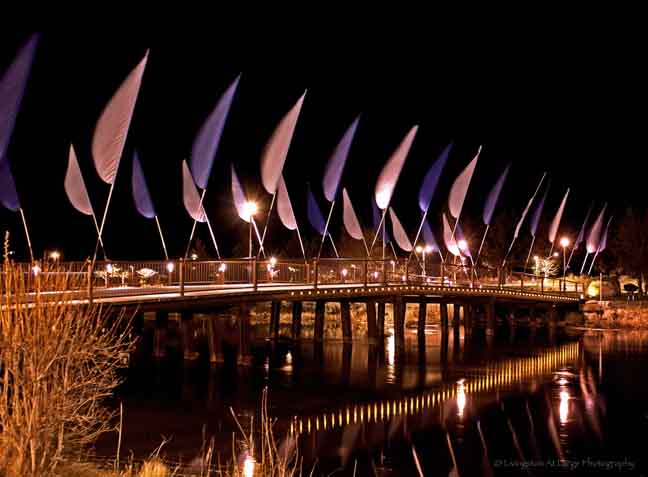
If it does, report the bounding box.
[0,234,136,476]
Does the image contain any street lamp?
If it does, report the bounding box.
[243,201,258,258]
[49,250,60,261]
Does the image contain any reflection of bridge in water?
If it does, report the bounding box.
[288,342,580,436]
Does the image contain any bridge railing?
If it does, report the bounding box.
[6,257,584,301]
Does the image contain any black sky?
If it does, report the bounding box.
[0,29,645,260]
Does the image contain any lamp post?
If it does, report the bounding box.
[560,237,570,291]
[243,201,258,259]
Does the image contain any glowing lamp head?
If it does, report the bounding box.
[560,237,570,248]
[32,264,41,276]
[166,262,175,273]
[534,255,539,261]
[49,250,60,261]
[242,201,258,220]
[105,263,113,273]
[218,263,227,273]
[415,245,423,254]
[269,257,277,267]
[553,252,559,257]
[190,253,198,260]
[458,240,468,251]
[425,245,433,253]
[341,268,348,277]
[375,188,391,210]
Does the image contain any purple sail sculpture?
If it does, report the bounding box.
[483,163,511,225]
[307,185,326,235]
[586,205,607,254]
[261,93,306,194]
[131,150,156,219]
[513,173,547,239]
[443,213,459,256]
[574,203,594,249]
[191,75,240,189]
[548,188,570,244]
[92,51,148,185]
[0,34,39,162]
[530,181,550,237]
[0,159,20,211]
[418,143,451,213]
[182,160,206,222]
[421,220,439,251]
[372,198,391,244]
[65,145,94,216]
[389,207,413,252]
[322,116,360,202]
[342,188,364,240]
[448,146,481,219]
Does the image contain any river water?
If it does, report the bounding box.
[98,322,648,476]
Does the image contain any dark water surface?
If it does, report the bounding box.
[97,324,648,476]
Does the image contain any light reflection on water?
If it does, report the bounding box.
[107,327,648,475]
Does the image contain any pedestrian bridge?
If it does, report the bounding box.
[22,257,583,310]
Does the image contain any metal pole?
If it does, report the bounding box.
[257,192,277,259]
[317,201,335,259]
[87,262,93,305]
[252,258,258,291]
[407,209,428,263]
[476,224,490,265]
[179,258,185,296]
[524,236,536,271]
[91,212,107,260]
[154,215,169,260]
[184,189,207,259]
[205,215,221,259]
[580,252,590,276]
[18,208,34,263]
[248,220,253,258]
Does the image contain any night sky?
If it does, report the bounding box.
[0,30,644,261]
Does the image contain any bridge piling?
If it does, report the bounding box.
[440,302,449,329]
[377,302,386,342]
[180,311,197,360]
[417,300,427,338]
[366,301,378,343]
[393,296,405,345]
[464,304,473,334]
[153,311,168,359]
[453,303,461,326]
[314,301,325,341]
[340,300,352,342]
[291,301,302,340]
[270,301,281,340]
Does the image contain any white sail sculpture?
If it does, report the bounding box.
[64,144,106,256]
[92,51,148,260]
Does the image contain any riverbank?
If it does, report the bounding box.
[582,299,648,329]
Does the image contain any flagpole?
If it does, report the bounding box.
[476,224,490,265]
[361,237,370,257]
[257,192,277,259]
[566,246,577,270]
[90,212,107,260]
[548,242,555,257]
[587,250,600,276]
[580,252,591,276]
[19,208,34,262]
[251,218,266,258]
[184,189,207,258]
[204,215,221,259]
[93,175,118,264]
[295,225,306,261]
[154,215,169,260]
[369,208,387,255]
[317,201,335,260]
[524,236,536,271]
[328,234,339,258]
[407,210,428,263]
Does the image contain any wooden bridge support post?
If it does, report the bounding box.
[206,316,222,364]
[486,300,496,336]
[440,302,449,329]
[453,303,461,325]
[417,300,427,338]
[238,307,252,366]
[291,301,302,340]
[393,296,405,346]
[181,311,198,360]
[270,301,281,340]
[377,302,386,342]
[366,301,378,344]
[340,300,353,342]
[314,301,325,342]
[153,311,168,359]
